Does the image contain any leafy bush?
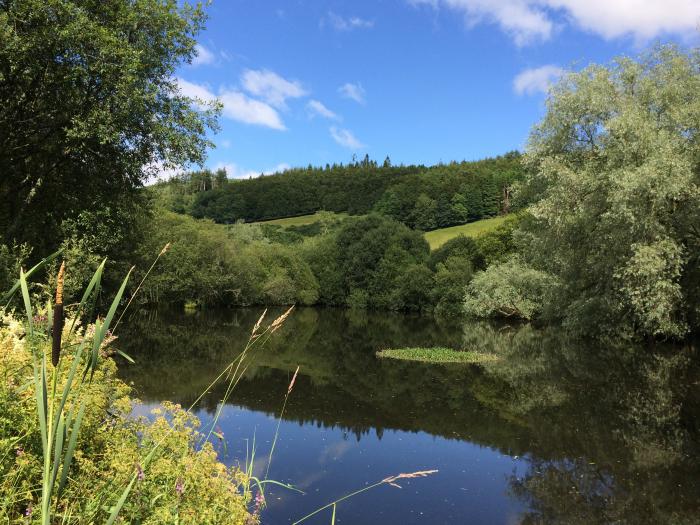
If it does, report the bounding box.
[135,211,319,306]
[428,235,484,271]
[464,257,557,320]
[432,256,475,317]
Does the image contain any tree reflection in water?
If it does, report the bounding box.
[117,307,699,523]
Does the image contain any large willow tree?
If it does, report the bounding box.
[0,0,219,256]
[468,45,700,340]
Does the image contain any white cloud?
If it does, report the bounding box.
[338,82,366,104]
[176,77,216,102]
[513,65,564,95]
[192,44,216,66]
[219,90,286,130]
[410,0,700,45]
[330,127,365,149]
[176,78,285,130]
[214,162,291,179]
[547,0,700,41]
[307,100,340,120]
[324,12,375,31]
[241,69,308,109]
[220,139,231,149]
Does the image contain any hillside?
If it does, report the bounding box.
[151,152,524,232]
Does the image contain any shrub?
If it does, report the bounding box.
[464,257,557,320]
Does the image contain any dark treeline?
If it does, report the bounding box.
[153,152,524,230]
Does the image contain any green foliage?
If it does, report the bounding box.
[0,243,32,296]
[0,0,219,258]
[472,213,523,266]
[513,45,700,339]
[374,153,524,229]
[464,257,558,320]
[0,315,252,524]
[432,256,475,317]
[329,215,431,310]
[429,235,484,271]
[376,347,497,364]
[134,211,319,307]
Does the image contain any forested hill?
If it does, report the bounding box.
[152,152,524,230]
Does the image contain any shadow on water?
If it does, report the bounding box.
[116,307,700,524]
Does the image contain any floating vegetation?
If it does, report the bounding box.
[376,347,499,364]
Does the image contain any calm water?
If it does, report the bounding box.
[117,307,700,525]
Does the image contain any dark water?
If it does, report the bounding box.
[116,307,700,525]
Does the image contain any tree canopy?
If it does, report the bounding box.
[0,0,219,255]
[466,45,700,339]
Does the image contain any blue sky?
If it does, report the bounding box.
[174,0,700,178]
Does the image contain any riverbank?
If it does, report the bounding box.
[0,315,254,524]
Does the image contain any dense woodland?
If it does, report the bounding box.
[0,0,697,341]
[153,152,523,230]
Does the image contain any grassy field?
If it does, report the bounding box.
[255,212,346,226]
[256,212,507,250]
[424,215,508,249]
[376,347,499,364]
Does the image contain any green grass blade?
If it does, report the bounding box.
[106,445,159,525]
[57,401,86,497]
[33,357,48,455]
[100,267,133,341]
[68,259,106,338]
[2,249,62,306]
[105,474,137,525]
[57,342,86,423]
[254,478,304,494]
[83,319,102,382]
[20,269,33,336]
[50,410,66,492]
[115,349,135,364]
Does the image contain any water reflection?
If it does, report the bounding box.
[117,308,699,524]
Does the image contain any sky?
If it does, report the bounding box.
[174,0,700,178]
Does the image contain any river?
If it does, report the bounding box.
[116,307,700,524]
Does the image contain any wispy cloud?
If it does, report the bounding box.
[241,69,308,109]
[513,65,564,95]
[323,12,375,31]
[191,44,217,66]
[176,78,285,130]
[338,82,366,104]
[307,100,340,120]
[330,126,365,149]
[408,0,700,45]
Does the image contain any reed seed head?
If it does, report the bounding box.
[381,469,438,488]
[55,261,65,305]
[252,308,267,337]
[270,305,294,333]
[287,366,300,395]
